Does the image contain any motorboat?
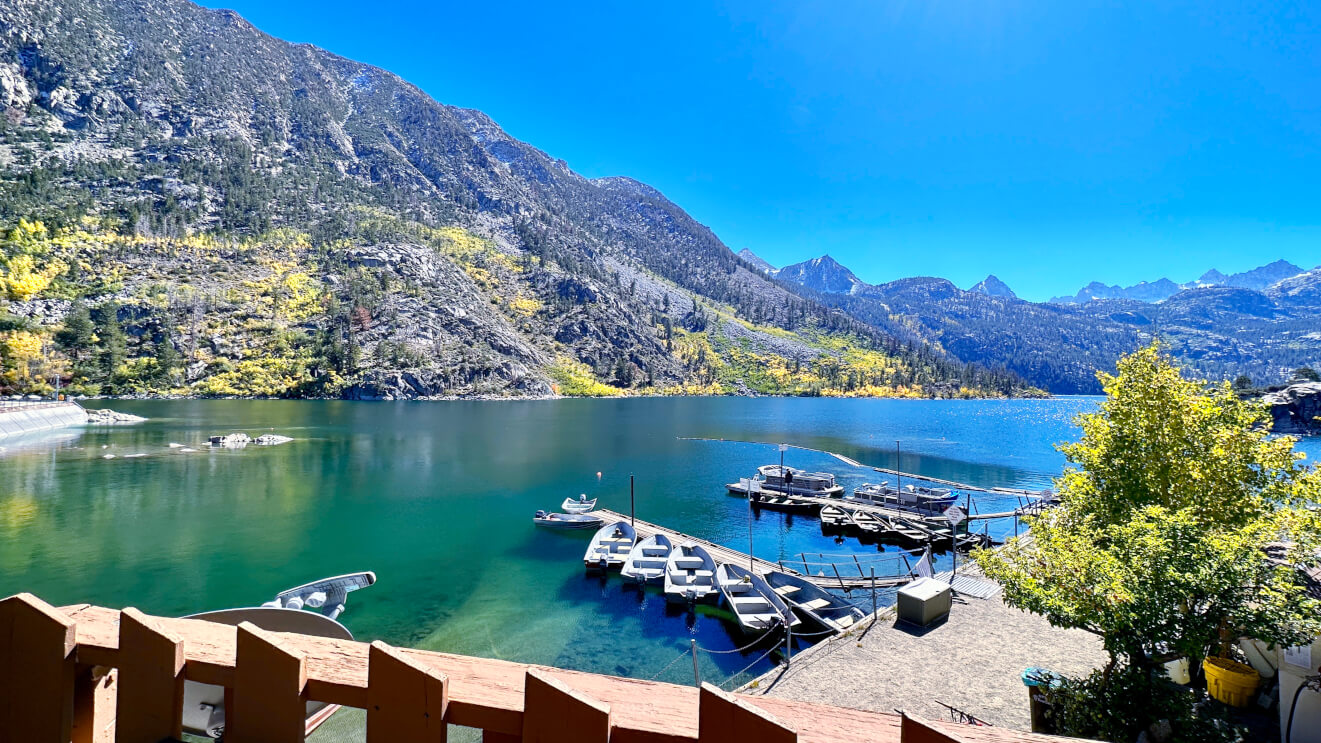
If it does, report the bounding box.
[764,571,867,632]
[663,542,718,604]
[533,510,604,529]
[583,520,636,572]
[182,572,376,739]
[715,563,802,635]
[847,481,958,515]
[562,495,597,513]
[621,533,674,583]
[727,465,844,498]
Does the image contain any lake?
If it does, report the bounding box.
[1,396,1316,691]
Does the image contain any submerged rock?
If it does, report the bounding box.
[254,434,293,446]
[209,433,251,448]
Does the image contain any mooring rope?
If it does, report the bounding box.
[647,647,695,681]
[720,640,784,689]
[695,625,782,655]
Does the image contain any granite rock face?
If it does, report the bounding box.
[1263,383,1321,435]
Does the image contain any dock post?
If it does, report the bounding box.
[870,568,877,616]
[690,639,701,687]
[630,475,635,528]
[784,620,792,667]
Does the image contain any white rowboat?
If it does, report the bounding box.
[562,495,597,513]
[716,563,801,635]
[663,542,718,604]
[621,533,673,583]
[583,521,636,572]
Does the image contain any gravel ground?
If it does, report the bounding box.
[744,590,1109,730]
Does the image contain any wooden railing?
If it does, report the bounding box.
[0,593,1075,743]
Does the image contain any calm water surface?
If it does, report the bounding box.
[1,396,1315,688]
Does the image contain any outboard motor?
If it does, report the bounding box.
[535,509,548,519]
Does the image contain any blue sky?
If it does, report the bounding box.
[203,0,1320,301]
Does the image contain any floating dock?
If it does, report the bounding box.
[682,437,1054,497]
[592,508,914,591]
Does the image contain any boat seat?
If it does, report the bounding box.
[836,615,856,629]
[673,558,705,569]
[773,585,800,595]
[691,570,714,579]
[642,547,670,557]
[801,598,832,610]
[724,582,753,594]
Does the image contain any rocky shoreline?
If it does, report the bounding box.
[1262,382,1321,436]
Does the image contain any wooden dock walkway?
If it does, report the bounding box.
[592,509,913,591]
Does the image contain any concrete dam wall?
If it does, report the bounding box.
[0,401,87,438]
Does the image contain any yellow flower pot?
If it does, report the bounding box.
[1203,657,1260,707]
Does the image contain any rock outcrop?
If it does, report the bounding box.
[1263,383,1321,435]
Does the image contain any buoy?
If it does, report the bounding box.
[596,471,602,479]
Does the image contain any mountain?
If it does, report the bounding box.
[772,255,869,295]
[736,248,776,274]
[775,253,1321,394]
[0,0,1033,400]
[1050,278,1182,304]
[1051,260,1307,304]
[969,275,1016,299]
[1223,259,1306,291]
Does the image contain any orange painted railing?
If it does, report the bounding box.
[0,593,1073,743]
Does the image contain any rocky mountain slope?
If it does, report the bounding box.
[970,275,1015,299]
[771,255,1321,394]
[0,0,1033,399]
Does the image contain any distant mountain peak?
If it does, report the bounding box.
[774,254,869,295]
[970,275,1016,299]
[737,248,776,274]
[1052,260,1308,304]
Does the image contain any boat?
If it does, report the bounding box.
[182,572,376,739]
[583,520,636,572]
[621,533,674,583]
[533,510,604,529]
[747,489,820,514]
[847,481,958,515]
[886,515,932,544]
[562,494,597,513]
[764,570,867,633]
[848,509,887,538]
[819,504,852,532]
[663,542,719,603]
[715,563,802,634]
[726,465,844,498]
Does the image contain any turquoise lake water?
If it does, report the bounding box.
[1,396,1316,691]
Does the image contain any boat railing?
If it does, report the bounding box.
[0,592,1045,743]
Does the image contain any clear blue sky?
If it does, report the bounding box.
[202,0,1320,301]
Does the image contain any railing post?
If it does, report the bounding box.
[0,593,77,743]
[697,683,797,743]
[115,607,185,743]
[691,639,702,687]
[367,641,449,742]
[71,664,116,743]
[228,621,307,743]
[522,669,611,743]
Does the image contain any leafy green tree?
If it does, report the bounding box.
[977,344,1321,737]
[1231,373,1252,391]
[1294,366,1321,383]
